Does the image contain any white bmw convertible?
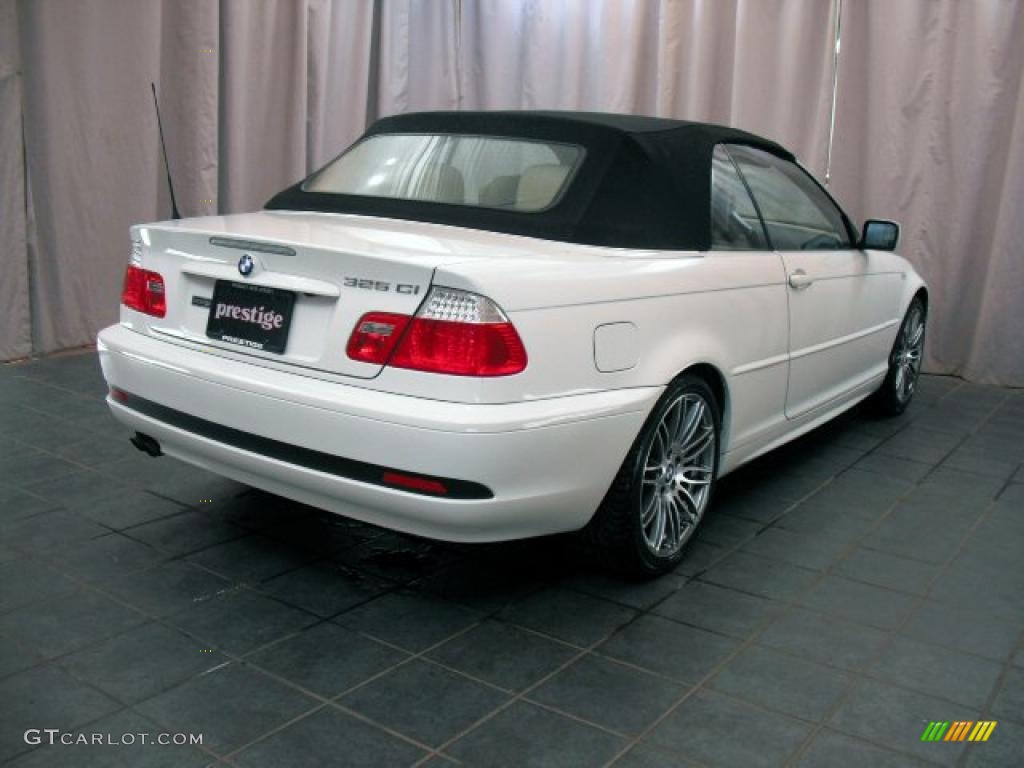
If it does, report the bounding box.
[98,111,927,576]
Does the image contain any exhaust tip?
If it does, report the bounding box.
[130,432,163,458]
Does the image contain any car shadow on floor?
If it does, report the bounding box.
[0,346,958,601]
[208,381,929,601]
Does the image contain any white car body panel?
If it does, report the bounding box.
[99,209,926,542]
[98,322,657,541]
[781,248,905,418]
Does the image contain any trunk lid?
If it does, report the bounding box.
[129,211,490,378]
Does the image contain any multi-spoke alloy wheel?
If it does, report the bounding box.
[583,374,721,577]
[873,296,927,416]
[640,393,716,557]
[892,303,925,403]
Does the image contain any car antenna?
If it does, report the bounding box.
[151,82,181,219]
[824,0,842,186]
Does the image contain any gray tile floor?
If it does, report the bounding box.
[1,350,1022,767]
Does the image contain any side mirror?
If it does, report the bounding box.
[859,219,900,251]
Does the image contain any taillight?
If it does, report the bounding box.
[391,318,527,376]
[345,287,527,376]
[121,265,166,318]
[347,312,411,364]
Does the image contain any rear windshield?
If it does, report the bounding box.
[303,134,583,212]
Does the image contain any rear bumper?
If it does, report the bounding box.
[97,324,660,541]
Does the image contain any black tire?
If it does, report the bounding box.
[581,374,721,578]
[872,296,927,417]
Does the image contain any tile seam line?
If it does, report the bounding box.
[601,384,999,767]
[783,386,1006,767]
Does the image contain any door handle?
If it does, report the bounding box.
[788,270,813,290]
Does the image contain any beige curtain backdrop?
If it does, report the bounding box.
[0,0,30,360]
[828,0,1024,387]
[219,0,376,213]
[7,0,374,356]
[16,0,219,354]
[3,0,1022,386]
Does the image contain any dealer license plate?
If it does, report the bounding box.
[205,281,295,354]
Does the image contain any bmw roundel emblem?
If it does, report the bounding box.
[237,253,255,277]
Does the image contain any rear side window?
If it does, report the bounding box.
[710,145,769,250]
[304,134,583,212]
[725,145,852,250]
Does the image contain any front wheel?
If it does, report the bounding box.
[872,296,927,416]
[582,374,720,578]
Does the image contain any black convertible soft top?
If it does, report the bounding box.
[265,111,793,250]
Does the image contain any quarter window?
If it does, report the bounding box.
[726,145,852,250]
[710,145,769,250]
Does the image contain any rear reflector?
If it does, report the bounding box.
[346,312,411,365]
[121,265,166,317]
[109,387,129,403]
[382,471,448,495]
